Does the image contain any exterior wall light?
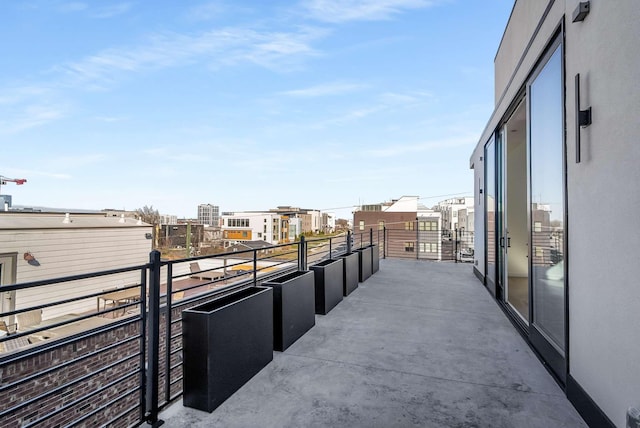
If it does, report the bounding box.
[572,1,590,23]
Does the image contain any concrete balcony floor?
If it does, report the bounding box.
[161,258,586,428]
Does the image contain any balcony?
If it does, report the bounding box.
[0,234,586,427]
[160,258,584,427]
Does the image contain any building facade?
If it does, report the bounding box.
[197,204,220,227]
[469,2,640,427]
[353,196,443,260]
[220,212,284,247]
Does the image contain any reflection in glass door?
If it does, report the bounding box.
[503,100,529,324]
[529,44,565,356]
[484,136,497,296]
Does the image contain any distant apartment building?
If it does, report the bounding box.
[353,196,442,259]
[221,212,285,247]
[434,197,474,231]
[160,214,178,225]
[197,204,219,226]
[269,206,325,235]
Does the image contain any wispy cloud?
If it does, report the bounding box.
[49,154,110,169]
[58,2,88,13]
[57,26,326,89]
[302,0,442,23]
[365,134,476,157]
[186,2,226,21]
[142,147,210,163]
[0,104,67,134]
[90,3,132,19]
[94,116,128,123]
[6,169,72,180]
[281,82,367,97]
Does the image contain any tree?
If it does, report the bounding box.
[136,205,160,225]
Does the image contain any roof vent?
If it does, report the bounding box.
[62,213,71,224]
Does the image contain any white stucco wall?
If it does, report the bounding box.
[564,1,640,426]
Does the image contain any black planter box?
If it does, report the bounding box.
[371,244,380,274]
[309,259,344,315]
[337,252,359,296]
[182,286,273,413]
[355,246,372,282]
[263,270,315,351]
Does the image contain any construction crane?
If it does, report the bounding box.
[0,175,27,195]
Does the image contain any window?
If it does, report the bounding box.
[378,220,385,230]
[420,243,437,252]
[359,220,365,231]
[405,221,414,231]
[418,221,437,231]
[404,242,414,252]
[534,221,542,233]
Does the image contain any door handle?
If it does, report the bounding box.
[500,237,505,248]
[507,237,511,248]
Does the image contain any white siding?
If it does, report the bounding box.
[1,227,151,320]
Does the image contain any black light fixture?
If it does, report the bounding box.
[572,1,590,23]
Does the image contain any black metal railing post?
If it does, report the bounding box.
[454,229,458,263]
[329,237,332,260]
[298,236,306,271]
[253,249,258,285]
[146,250,164,427]
[415,220,419,260]
[383,227,386,259]
[369,228,373,248]
[164,263,173,404]
[346,231,352,254]
[139,266,148,424]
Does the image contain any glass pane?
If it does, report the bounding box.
[485,137,496,287]
[529,46,565,351]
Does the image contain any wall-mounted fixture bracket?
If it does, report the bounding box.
[578,107,592,127]
[575,73,592,163]
[572,1,590,23]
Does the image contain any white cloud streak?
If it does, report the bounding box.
[365,134,476,157]
[281,82,368,97]
[302,0,441,23]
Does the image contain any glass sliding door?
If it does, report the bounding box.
[529,43,566,356]
[484,136,497,296]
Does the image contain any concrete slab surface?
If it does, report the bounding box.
[160,258,586,428]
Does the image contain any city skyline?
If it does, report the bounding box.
[0,1,512,219]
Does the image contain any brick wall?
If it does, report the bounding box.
[0,321,142,428]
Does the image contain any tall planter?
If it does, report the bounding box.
[182,286,273,413]
[371,244,380,274]
[263,270,315,351]
[355,246,372,282]
[337,252,359,296]
[310,259,344,315]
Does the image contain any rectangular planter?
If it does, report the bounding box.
[263,270,315,351]
[355,246,372,282]
[309,259,344,315]
[337,252,359,296]
[182,286,273,413]
[371,244,380,274]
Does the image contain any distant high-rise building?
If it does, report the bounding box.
[197,204,220,226]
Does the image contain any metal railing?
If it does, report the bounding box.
[0,226,470,427]
[0,232,360,427]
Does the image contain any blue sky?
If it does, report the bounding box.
[0,0,512,219]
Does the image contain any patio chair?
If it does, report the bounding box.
[190,262,224,281]
[16,309,43,331]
